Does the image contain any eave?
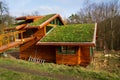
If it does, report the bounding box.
[38,14,65,29]
[16,14,65,30]
[36,42,95,46]
[15,16,43,20]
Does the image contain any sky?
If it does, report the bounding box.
[1,0,107,18]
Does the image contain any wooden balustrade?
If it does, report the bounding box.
[0,30,26,47]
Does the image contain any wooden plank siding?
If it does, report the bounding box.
[20,27,45,51]
[20,45,56,63]
[20,45,91,66]
[55,46,78,65]
[56,46,91,66]
[79,47,91,66]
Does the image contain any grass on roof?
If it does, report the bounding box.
[41,24,95,42]
[29,14,56,26]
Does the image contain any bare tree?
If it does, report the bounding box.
[0,1,9,34]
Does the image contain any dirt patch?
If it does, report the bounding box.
[7,51,19,59]
[0,64,80,80]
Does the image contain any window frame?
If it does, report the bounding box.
[58,46,76,54]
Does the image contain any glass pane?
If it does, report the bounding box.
[58,46,76,54]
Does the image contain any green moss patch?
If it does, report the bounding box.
[41,24,95,42]
[29,14,56,26]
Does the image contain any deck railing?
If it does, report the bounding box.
[0,30,26,47]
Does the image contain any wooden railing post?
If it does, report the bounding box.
[20,31,24,42]
[0,37,2,47]
[14,32,16,42]
[7,34,10,44]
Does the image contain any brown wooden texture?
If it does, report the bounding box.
[56,47,78,65]
[56,54,78,65]
[20,27,45,51]
[79,46,91,66]
[0,37,34,53]
[20,45,56,62]
[56,46,91,66]
[16,24,28,30]
[15,16,43,20]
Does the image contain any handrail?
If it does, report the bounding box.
[0,30,26,47]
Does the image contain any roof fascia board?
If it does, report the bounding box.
[37,42,95,46]
[38,14,65,29]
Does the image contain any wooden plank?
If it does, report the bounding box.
[56,54,77,65]
[92,23,97,45]
[77,47,81,64]
[0,41,21,52]
[20,45,56,62]
[16,24,28,30]
[37,42,95,46]
[0,37,34,53]
[16,16,43,20]
[39,14,65,29]
[47,24,56,27]
[20,28,45,51]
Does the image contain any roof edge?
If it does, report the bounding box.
[36,42,95,46]
[92,23,97,46]
[38,14,65,29]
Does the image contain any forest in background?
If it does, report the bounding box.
[0,0,120,50]
[67,0,120,50]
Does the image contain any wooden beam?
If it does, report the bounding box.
[16,24,28,30]
[0,37,34,53]
[15,16,43,20]
[37,42,95,46]
[47,24,56,27]
[38,14,65,29]
[77,47,81,64]
[92,23,97,46]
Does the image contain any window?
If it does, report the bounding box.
[46,26,53,33]
[58,46,76,54]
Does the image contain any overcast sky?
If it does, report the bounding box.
[2,0,109,18]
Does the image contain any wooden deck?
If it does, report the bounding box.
[0,30,34,53]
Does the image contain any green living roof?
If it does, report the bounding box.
[41,24,95,42]
[29,14,56,26]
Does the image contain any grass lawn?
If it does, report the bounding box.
[0,67,55,80]
[0,57,119,80]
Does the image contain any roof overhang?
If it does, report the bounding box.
[36,42,95,46]
[17,14,65,29]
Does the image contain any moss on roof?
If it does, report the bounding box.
[41,24,95,42]
[29,14,56,26]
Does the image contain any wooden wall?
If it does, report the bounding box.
[56,54,78,65]
[79,46,91,66]
[20,45,91,66]
[20,45,56,63]
[56,46,91,66]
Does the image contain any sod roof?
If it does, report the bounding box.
[29,14,56,26]
[40,24,95,42]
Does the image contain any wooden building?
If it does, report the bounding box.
[15,14,97,66]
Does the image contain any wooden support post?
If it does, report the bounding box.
[44,26,46,35]
[0,37,2,47]
[7,35,9,44]
[21,31,24,42]
[14,32,16,41]
[77,46,81,64]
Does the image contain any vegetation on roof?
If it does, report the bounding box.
[29,14,56,26]
[41,24,95,42]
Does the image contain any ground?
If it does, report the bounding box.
[0,49,120,80]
